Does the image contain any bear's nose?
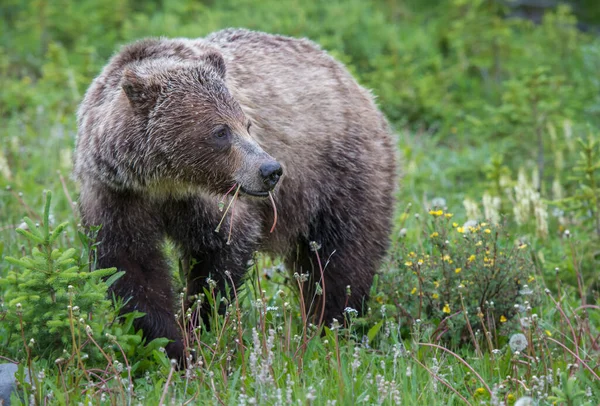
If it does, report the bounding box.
[259,161,283,189]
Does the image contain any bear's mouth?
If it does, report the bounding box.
[239,186,270,198]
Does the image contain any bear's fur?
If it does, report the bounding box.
[74,29,396,362]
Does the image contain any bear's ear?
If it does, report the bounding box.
[204,51,226,79]
[121,69,161,113]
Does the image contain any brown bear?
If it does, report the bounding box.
[74,29,396,362]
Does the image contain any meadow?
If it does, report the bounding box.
[1,0,600,404]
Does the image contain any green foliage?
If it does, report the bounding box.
[0,191,119,358]
[1,0,600,404]
[377,209,538,347]
[557,133,600,238]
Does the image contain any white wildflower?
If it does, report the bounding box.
[463,198,481,221]
[509,333,528,353]
[482,192,501,224]
[514,396,534,406]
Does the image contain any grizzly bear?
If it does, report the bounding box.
[74,29,396,362]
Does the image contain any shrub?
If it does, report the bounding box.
[0,191,120,360]
[376,208,539,348]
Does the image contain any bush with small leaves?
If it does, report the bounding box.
[0,191,120,360]
[377,208,539,348]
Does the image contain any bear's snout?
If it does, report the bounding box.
[259,161,283,190]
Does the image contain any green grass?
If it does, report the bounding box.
[2,0,600,404]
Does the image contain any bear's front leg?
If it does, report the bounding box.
[164,197,261,331]
[78,184,185,363]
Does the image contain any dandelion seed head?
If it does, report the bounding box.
[509,333,528,353]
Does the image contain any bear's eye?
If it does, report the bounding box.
[214,127,231,139]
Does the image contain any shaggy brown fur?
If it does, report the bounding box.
[74,29,396,363]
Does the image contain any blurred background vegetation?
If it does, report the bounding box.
[2,0,600,285]
[2,1,600,402]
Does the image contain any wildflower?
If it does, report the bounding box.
[500,315,507,323]
[528,275,535,283]
[442,304,451,314]
[404,261,413,267]
[468,255,476,262]
[463,198,481,220]
[452,222,458,228]
[475,387,486,396]
[519,285,533,295]
[484,229,491,234]
[206,277,218,290]
[411,287,417,295]
[432,293,439,299]
[445,213,453,218]
[429,209,444,217]
[455,268,462,274]
[430,232,439,238]
[514,396,534,406]
[431,197,446,208]
[545,330,552,337]
[509,333,528,353]
[518,243,528,249]
[482,192,501,224]
[457,227,465,233]
[433,281,440,288]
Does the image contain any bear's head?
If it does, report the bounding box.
[120,51,282,198]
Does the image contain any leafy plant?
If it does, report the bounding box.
[0,191,119,359]
[377,209,539,349]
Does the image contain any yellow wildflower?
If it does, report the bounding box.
[484,229,491,234]
[430,232,439,238]
[433,281,440,288]
[500,315,507,323]
[468,254,476,262]
[411,287,417,295]
[442,303,451,314]
[455,268,462,274]
[480,222,487,227]
[507,394,515,403]
[457,227,465,233]
[475,388,486,396]
[518,243,528,249]
[432,293,439,299]
[475,241,483,246]
[452,222,458,228]
[545,330,552,337]
[528,275,535,283]
[405,261,413,267]
[409,251,417,258]
[445,213,453,218]
[443,254,451,261]
[429,209,444,217]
